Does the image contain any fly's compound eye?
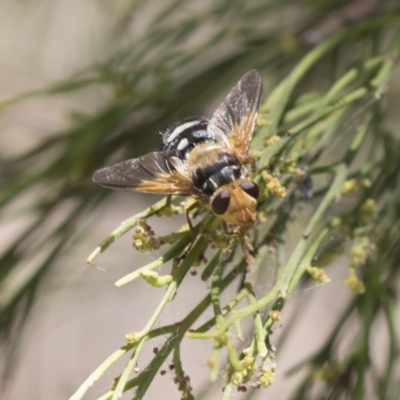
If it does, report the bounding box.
[240,181,259,199]
[211,190,231,215]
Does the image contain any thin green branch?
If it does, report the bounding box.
[69,347,131,400]
[111,340,145,400]
[86,196,179,264]
[114,232,191,287]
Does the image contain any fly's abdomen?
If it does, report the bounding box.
[192,152,242,196]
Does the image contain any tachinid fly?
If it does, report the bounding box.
[93,70,263,251]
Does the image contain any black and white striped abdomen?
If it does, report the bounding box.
[192,150,242,196]
[161,117,213,158]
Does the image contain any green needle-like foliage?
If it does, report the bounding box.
[1,1,400,399]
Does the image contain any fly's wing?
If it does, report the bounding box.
[93,151,194,195]
[208,70,262,164]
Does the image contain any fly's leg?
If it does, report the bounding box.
[222,221,232,235]
[222,222,254,266]
[240,238,254,267]
[185,201,200,241]
[165,195,172,208]
[153,195,172,216]
[237,226,254,268]
[247,156,257,173]
[178,201,201,260]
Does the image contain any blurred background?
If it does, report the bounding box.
[1,1,399,399]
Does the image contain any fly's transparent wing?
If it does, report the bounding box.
[208,70,263,163]
[93,151,193,195]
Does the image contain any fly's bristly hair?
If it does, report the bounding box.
[93,70,263,244]
[176,109,208,124]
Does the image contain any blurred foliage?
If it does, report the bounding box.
[1,0,400,399]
